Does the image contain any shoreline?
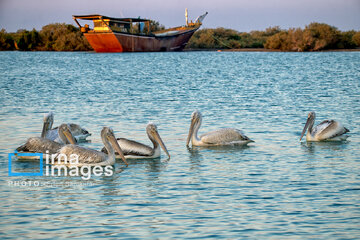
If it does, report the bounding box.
[1,48,359,53]
[185,48,360,52]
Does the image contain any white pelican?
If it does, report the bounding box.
[300,111,350,141]
[101,123,170,160]
[16,123,76,155]
[42,112,91,143]
[186,110,254,147]
[56,127,128,167]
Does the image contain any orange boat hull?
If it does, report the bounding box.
[84,29,197,53]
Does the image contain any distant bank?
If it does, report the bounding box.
[1,22,359,52]
[185,48,360,52]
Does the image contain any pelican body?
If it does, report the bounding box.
[102,123,170,160]
[186,111,254,147]
[42,112,91,143]
[56,127,128,167]
[16,124,76,156]
[300,112,350,141]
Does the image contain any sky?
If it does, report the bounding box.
[0,0,359,32]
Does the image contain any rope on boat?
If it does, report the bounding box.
[212,35,233,49]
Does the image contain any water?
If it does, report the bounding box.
[0,51,359,239]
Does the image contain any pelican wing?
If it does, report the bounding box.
[45,129,59,142]
[101,138,153,156]
[200,128,251,144]
[47,124,90,143]
[314,120,349,140]
[16,137,62,154]
[58,145,107,164]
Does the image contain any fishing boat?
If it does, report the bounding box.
[73,9,207,53]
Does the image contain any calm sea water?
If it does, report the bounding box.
[0,51,359,239]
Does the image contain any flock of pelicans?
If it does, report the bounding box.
[16,111,350,167]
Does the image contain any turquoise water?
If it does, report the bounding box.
[0,51,359,239]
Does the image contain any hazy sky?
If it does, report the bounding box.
[0,0,359,32]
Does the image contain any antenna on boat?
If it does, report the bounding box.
[185,8,188,26]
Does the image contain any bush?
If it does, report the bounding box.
[264,31,289,50]
[1,24,92,51]
[264,23,358,51]
[40,23,92,51]
[352,32,360,47]
[303,23,340,50]
[15,29,41,50]
[0,29,15,50]
[150,20,165,32]
[337,31,357,49]
[187,27,280,49]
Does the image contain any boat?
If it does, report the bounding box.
[73,9,207,53]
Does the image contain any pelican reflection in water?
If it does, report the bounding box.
[300,111,350,142]
[102,123,170,160]
[17,123,76,155]
[186,110,254,147]
[42,112,91,143]
[56,127,128,167]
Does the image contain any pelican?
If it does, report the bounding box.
[16,123,76,156]
[56,127,128,167]
[41,112,91,143]
[186,110,254,147]
[300,111,350,141]
[101,123,170,160]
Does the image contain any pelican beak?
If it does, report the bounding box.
[186,119,195,147]
[63,128,77,145]
[300,117,311,141]
[109,135,128,166]
[153,130,171,160]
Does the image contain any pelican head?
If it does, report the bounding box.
[186,110,202,146]
[58,123,77,144]
[68,123,91,136]
[41,112,54,138]
[146,123,171,159]
[101,127,128,166]
[300,111,316,141]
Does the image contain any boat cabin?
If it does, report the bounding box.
[73,15,152,35]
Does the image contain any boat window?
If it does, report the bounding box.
[94,21,105,28]
[130,22,149,35]
[109,21,130,33]
[93,20,111,32]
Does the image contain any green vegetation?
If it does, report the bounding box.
[150,20,165,32]
[187,26,281,49]
[0,23,92,51]
[187,23,359,51]
[15,29,42,50]
[264,23,359,51]
[40,23,91,51]
[0,22,359,51]
[0,29,16,50]
[352,32,360,47]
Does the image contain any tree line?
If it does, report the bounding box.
[187,23,360,51]
[1,22,359,51]
[0,23,92,51]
